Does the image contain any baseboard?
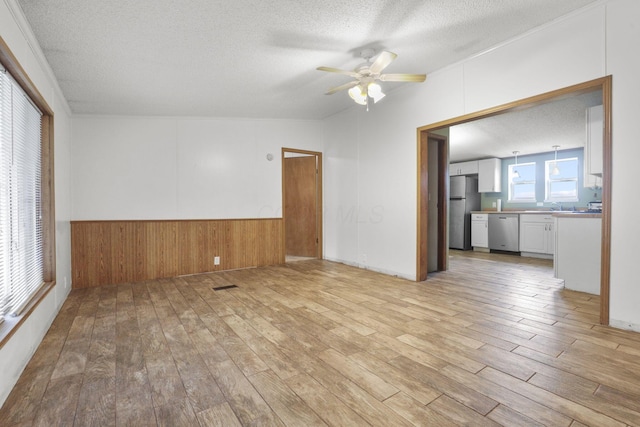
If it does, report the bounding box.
[323,256,415,281]
[520,251,553,260]
[609,318,640,333]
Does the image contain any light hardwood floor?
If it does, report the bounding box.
[2,250,640,426]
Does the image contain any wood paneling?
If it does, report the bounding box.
[71,219,284,288]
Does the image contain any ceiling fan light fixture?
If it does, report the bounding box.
[348,85,367,105]
[367,83,385,103]
[317,50,425,109]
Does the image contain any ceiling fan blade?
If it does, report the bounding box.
[379,73,427,82]
[325,80,359,95]
[316,66,360,78]
[369,51,397,74]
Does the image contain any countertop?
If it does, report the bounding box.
[552,212,602,218]
[471,210,602,218]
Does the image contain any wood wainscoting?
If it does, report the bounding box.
[71,218,284,288]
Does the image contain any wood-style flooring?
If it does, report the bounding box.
[2,250,640,426]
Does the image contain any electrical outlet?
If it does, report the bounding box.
[537,202,543,206]
[214,256,220,265]
[361,254,367,264]
[64,276,68,290]
[492,202,496,208]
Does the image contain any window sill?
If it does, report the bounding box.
[0,281,56,349]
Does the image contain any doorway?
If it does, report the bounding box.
[282,148,323,261]
[417,133,448,275]
[416,76,612,325]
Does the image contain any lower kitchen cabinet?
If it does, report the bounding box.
[471,213,488,248]
[519,214,554,257]
[555,216,601,294]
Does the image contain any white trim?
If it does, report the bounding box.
[324,256,415,282]
[609,319,640,333]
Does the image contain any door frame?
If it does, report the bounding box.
[282,148,323,260]
[417,133,448,276]
[416,76,612,325]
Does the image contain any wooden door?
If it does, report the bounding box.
[284,156,317,257]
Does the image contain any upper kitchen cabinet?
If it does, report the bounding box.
[450,160,478,176]
[478,158,502,193]
[584,105,603,181]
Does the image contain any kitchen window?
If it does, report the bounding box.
[508,162,536,202]
[545,157,579,202]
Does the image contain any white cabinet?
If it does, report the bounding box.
[519,214,554,257]
[478,158,502,193]
[471,213,488,248]
[584,105,603,187]
[450,160,478,176]
[555,216,601,295]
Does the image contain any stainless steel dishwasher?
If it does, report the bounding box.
[488,214,519,252]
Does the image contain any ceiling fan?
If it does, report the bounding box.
[317,49,426,109]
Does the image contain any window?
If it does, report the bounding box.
[0,66,43,321]
[508,162,536,202]
[545,157,579,202]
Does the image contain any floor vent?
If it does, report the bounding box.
[212,285,238,291]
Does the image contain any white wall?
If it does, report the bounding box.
[72,116,324,220]
[605,0,640,331]
[324,0,640,330]
[0,0,73,407]
[324,108,360,265]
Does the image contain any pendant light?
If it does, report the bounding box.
[551,145,560,176]
[512,151,520,178]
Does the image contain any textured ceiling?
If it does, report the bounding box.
[16,0,598,119]
[449,90,603,162]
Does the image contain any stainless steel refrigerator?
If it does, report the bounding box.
[450,176,481,250]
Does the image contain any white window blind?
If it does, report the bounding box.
[0,66,44,319]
